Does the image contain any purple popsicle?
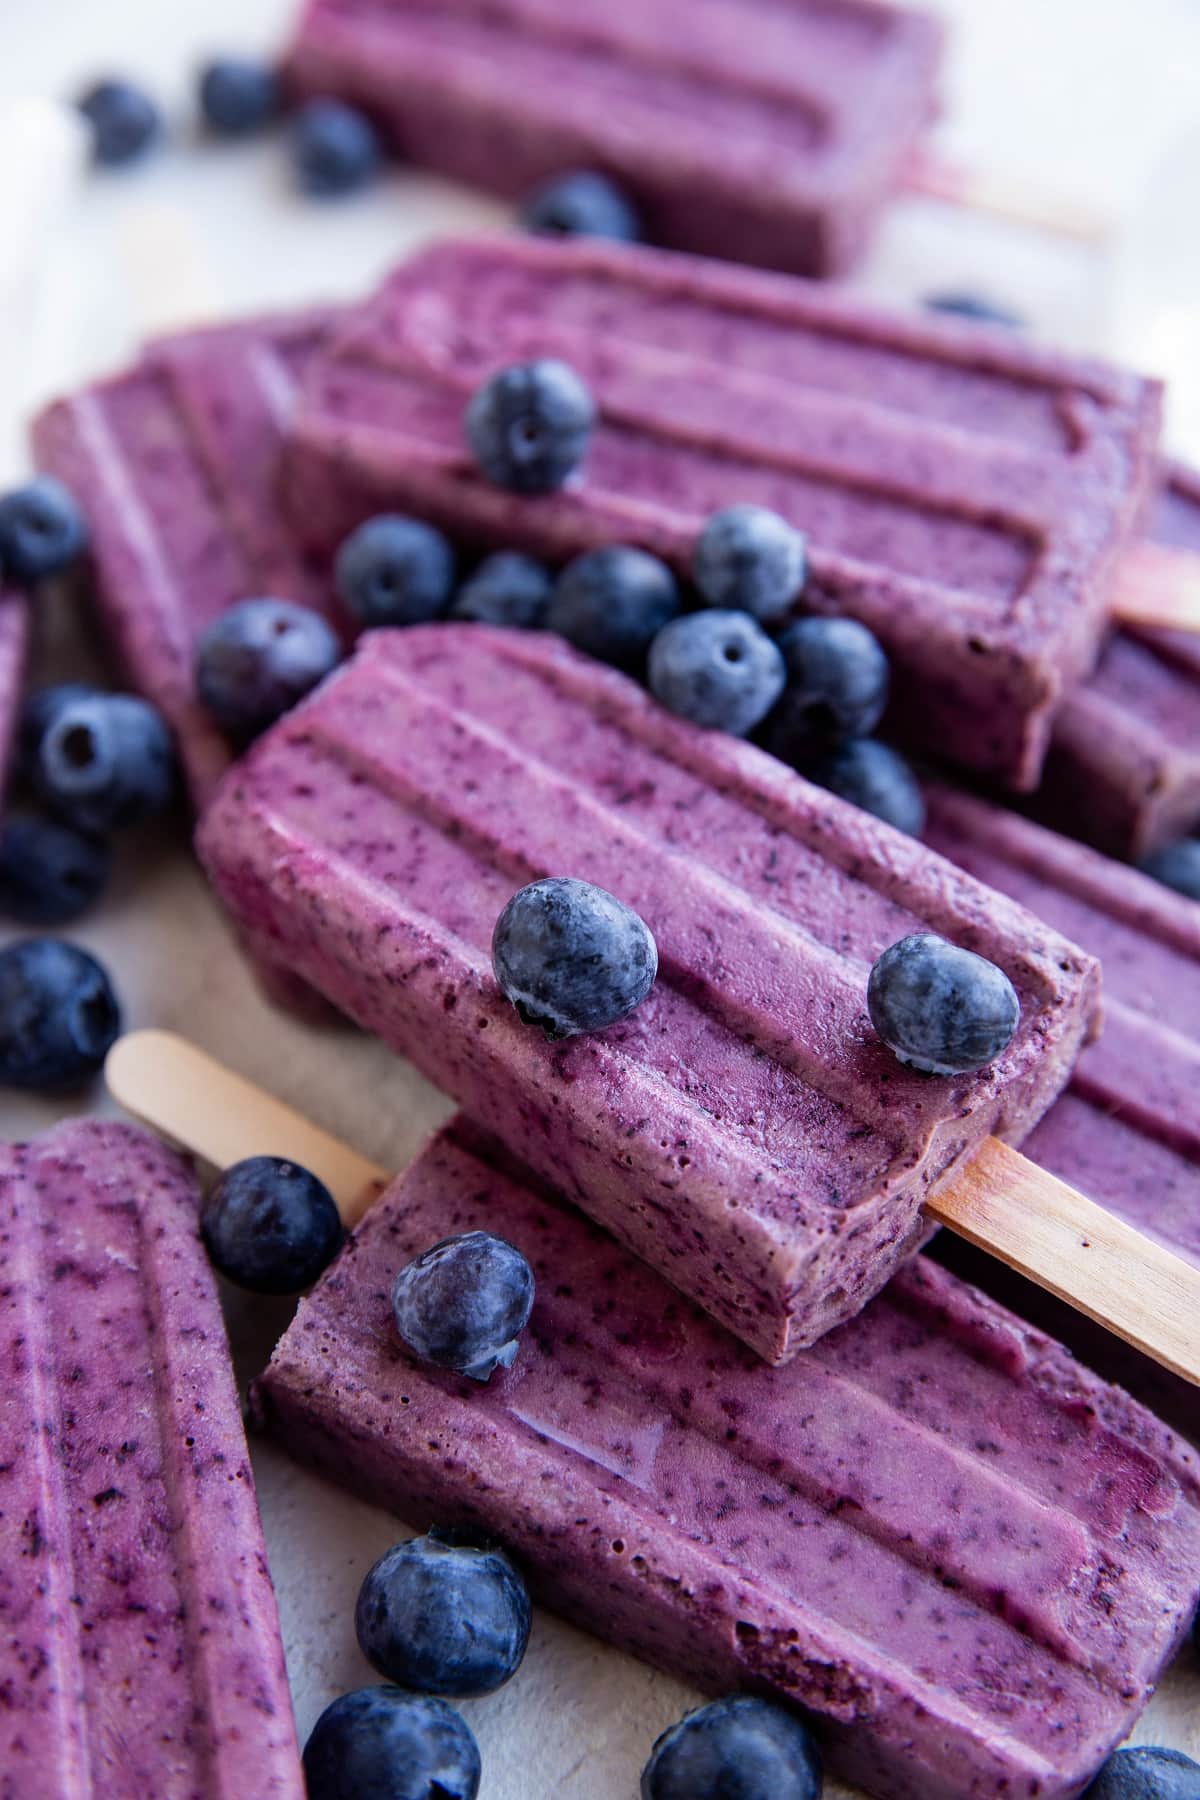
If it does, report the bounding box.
[0,586,30,799]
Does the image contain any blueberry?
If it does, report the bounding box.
[805,738,925,837]
[449,551,553,628]
[465,359,595,494]
[356,1530,531,1697]
[642,1695,822,1800]
[292,98,382,197]
[521,169,641,242]
[493,875,658,1037]
[392,1230,534,1380]
[37,693,175,834]
[1139,839,1200,902]
[0,478,88,584]
[201,1156,344,1294]
[77,79,162,167]
[196,598,341,742]
[924,292,1025,329]
[303,1688,481,1800]
[199,58,281,136]
[648,610,786,735]
[547,546,679,671]
[18,683,98,778]
[868,933,1020,1076]
[0,816,109,926]
[692,505,806,624]
[769,616,890,750]
[1084,1747,1200,1799]
[335,516,455,627]
[0,939,120,1090]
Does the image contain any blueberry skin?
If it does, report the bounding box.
[465,359,595,494]
[392,1231,535,1380]
[0,478,88,583]
[642,1695,822,1800]
[356,1530,532,1697]
[335,516,455,627]
[925,292,1025,329]
[292,99,382,196]
[868,933,1021,1076]
[805,738,926,837]
[648,610,786,736]
[548,546,680,671]
[199,59,281,136]
[201,1157,344,1295]
[770,616,890,750]
[18,684,99,779]
[77,79,162,167]
[1084,1747,1200,1799]
[493,875,658,1038]
[1139,839,1200,902]
[303,1687,481,1800]
[521,169,641,242]
[37,693,176,835]
[692,505,807,624]
[449,551,553,628]
[0,939,121,1090]
[196,598,341,742]
[0,816,109,926]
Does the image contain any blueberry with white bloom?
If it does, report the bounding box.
[0,478,88,584]
[1083,1747,1200,1800]
[493,875,658,1038]
[0,939,121,1090]
[0,816,109,926]
[548,545,679,670]
[201,1156,344,1294]
[648,610,785,735]
[465,359,595,494]
[392,1231,535,1380]
[692,505,806,624]
[868,934,1020,1076]
[449,551,553,628]
[805,738,925,837]
[303,1688,481,1800]
[77,79,162,167]
[1139,839,1200,903]
[19,684,98,778]
[335,516,455,627]
[196,598,341,742]
[521,169,641,242]
[37,692,175,834]
[292,98,381,196]
[199,58,281,136]
[356,1530,531,1697]
[642,1695,822,1800]
[770,616,889,750]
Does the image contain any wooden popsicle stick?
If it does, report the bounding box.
[1112,540,1200,634]
[903,148,1111,246]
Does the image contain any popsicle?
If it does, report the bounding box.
[0,586,30,798]
[0,1118,303,1796]
[280,234,1164,790]
[31,307,346,810]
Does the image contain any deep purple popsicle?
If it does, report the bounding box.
[0,586,30,798]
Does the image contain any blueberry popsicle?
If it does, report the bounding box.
[0,585,30,797]
[0,1119,303,1796]
[282,234,1163,789]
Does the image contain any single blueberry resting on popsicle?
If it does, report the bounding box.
[771,615,891,748]
[521,169,641,243]
[805,737,926,837]
[647,610,786,735]
[302,1687,481,1800]
[37,692,176,833]
[0,476,88,583]
[492,874,658,1036]
[1139,839,1200,902]
[1083,1746,1200,1799]
[391,1230,534,1380]
[869,933,1021,1076]
[292,97,381,195]
[356,1530,532,1697]
[449,550,553,628]
[547,545,679,671]
[641,1695,823,1800]
[201,1156,344,1294]
[198,58,281,136]
[465,358,595,494]
[196,598,341,743]
[335,515,455,627]
[0,938,120,1089]
[692,504,807,624]
[0,815,109,926]
[76,78,161,167]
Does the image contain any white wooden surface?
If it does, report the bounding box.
[0,2,1198,1791]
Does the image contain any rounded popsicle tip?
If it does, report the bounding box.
[391,1230,535,1382]
[692,504,808,624]
[303,1687,481,1800]
[201,1155,345,1294]
[868,933,1020,1076]
[492,875,658,1038]
[465,357,596,494]
[356,1529,532,1698]
[642,1695,822,1800]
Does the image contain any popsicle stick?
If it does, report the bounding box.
[1112,540,1200,634]
[114,201,221,337]
[903,148,1110,246]
[104,1029,389,1225]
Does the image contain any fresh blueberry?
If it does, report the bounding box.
[0,938,121,1090]
[692,505,806,624]
[521,169,641,242]
[199,58,281,136]
[392,1230,535,1380]
[356,1530,532,1697]
[868,933,1020,1076]
[465,359,595,494]
[37,693,175,834]
[641,1695,822,1800]
[1084,1747,1200,1799]
[0,478,88,584]
[769,616,890,751]
[335,516,455,627]
[449,551,553,628]
[303,1688,481,1800]
[201,1156,344,1294]
[924,292,1025,329]
[547,546,679,671]
[1139,839,1200,902]
[77,79,162,167]
[292,98,382,197]
[0,816,109,926]
[18,683,98,778]
[805,738,925,837]
[196,598,341,742]
[493,875,658,1037]
[647,610,786,735]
